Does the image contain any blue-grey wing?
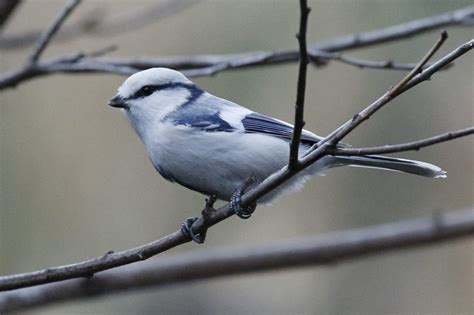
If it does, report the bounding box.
[171,112,235,132]
[242,112,322,144]
[166,90,324,144]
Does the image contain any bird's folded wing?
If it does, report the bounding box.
[242,112,322,144]
[171,112,235,132]
[171,109,334,146]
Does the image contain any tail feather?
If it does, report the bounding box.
[334,155,447,178]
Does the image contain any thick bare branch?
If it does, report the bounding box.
[1,209,472,313]
[0,36,471,293]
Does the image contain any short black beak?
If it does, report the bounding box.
[108,95,127,108]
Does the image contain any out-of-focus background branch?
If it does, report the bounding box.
[0,5,473,90]
[1,209,472,313]
[0,1,473,314]
[0,0,201,49]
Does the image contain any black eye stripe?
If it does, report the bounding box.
[131,85,158,99]
[130,82,200,100]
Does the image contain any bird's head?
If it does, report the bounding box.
[108,68,201,122]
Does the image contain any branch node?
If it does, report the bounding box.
[103,250,114,257]
[202,195,217,219]
[352,113,361,121]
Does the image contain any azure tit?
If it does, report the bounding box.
[109,68,446,242]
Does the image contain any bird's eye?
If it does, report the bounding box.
[140,85,154,97]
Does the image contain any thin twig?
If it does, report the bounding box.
[398,39,474,92]
[309,49,451,71]
[331,127,474,156]
[0,37,472,293]
[1,209,473,312]
[391,30,448,94]
[289,0,310,169]
[329,31,449,148]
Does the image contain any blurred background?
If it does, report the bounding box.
[0,0,473,314]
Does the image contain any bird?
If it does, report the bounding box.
[109,67,446,242]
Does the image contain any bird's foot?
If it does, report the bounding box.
[181,217,206,244]
[180,194,217,244]
[230,179,257,219]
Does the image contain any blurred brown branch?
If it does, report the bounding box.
[0,5,473,90]
[0,209,472,313]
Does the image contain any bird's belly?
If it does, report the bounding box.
[151,130,291,200]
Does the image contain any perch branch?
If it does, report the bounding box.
[0,209,473,312]
[0,35,472,293]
